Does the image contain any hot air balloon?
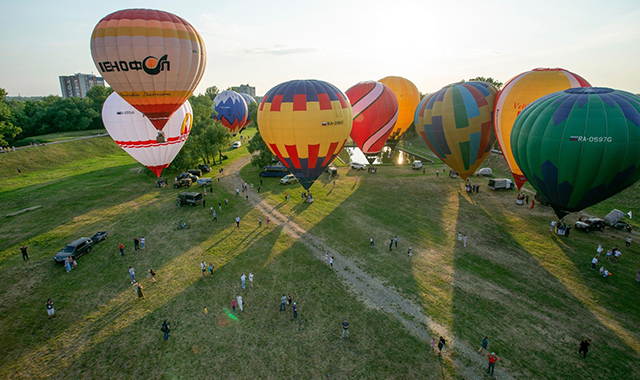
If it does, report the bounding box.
[345,81,399,164]
[91,9,206,140]
[378,76,420,148]
[417,81,497,180]
[213,91,248,136]
[494,68,591,189]
[258,79,352,190]
[511,87,640,218]
[102,92,193,177]
[414,93,439,155]
[239,92,257,129]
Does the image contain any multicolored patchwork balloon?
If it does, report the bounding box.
[91,9,206,132]
[494,68,590,189]
[258,79,352,190]
[378,76,420,147]
[512,87,640,218]
[345,81,399,164]
[102,92,192,177]
[213,91,248,136]
[239,92,257,129]
[417,81,497,180]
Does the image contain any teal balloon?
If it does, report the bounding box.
[511,87,640,217]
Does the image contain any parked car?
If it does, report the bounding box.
[197,163,212,173]
[259,165,290,177]
[174,177,192,188]
[326,165,338,177]
[197,178,212,186]
[411,160,423,170]
[280,174,298,185]
[611,221,631,231]
[575,218,605,232]
[350,162,367,170]
[488,178,515,190]
[177,192,204,206]
[232,141,242,149]
[54,237,93,263]
[179,172,199,182]
[187,169,202,177]
[90,231,108,244]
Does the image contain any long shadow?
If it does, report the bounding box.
[450,191,640,379]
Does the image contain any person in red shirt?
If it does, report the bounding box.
[486,352,499,377]
[118,243,124,256]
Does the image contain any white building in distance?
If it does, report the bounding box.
[59,73,104,98]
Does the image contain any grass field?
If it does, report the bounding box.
[1,132,639,379]
[12,129,108,146]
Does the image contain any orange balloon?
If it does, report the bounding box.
[378,76,420,145]
[91,9,206,131]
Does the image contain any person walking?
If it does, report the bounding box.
[118,242,125,256]
[591,256,598,270]
[330,256,334,268]
[578,339,590,360]
[370,235,374,247]
[342,318,350,338]
[46,299,55,319]
[293,302,298,319]
[249,272,254,287]
[147,268,156,283]
[486,352,499,376]
[237,295,243,312]
[20,245,29,261]
[212,210,217,222]
[438,336,446,357]
[134,237,140,250]
[129,266,135,283]
[135,283,146,300]
[241,273,246,289]
[235,216,241,229]
[394,236,398,248]
[430,337,436,352]
[478,336,489,354]
[280,294,287,311]
[140,237,145,249]
[161,320,170,340]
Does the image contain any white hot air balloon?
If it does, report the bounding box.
[102,92,193,177]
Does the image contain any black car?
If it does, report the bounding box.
[177,192,204,206]
[54,237,93,263]
[179,172,199,182]
[91,231,108,243]
[611,221,632,231]
[197,164,211,173]
[187,169,202,177]
[575,218,605,232]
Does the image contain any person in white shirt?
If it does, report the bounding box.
[591,257,598,270]
[237,295,243,312]
[241,273,246,289]
[249,273,254,287]
[200,262,206,276]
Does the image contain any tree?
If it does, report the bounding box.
[246,104,275,169]
[85,86,113,129]
[464,77,503,89]
[204,86,219,101]
[0,88,21,146]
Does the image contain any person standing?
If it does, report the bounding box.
[635,268,640,282]
[259,217,262,227]
[370,236,374,247]
[626,237,632,247]
[218,201,222,211]
[436,170,439,177]
[161,320,170,340]
[578,339,590,360]
[394,236,398,248]
[596,243,603,256]
[430,337,435,352]
[135,283,146,300]
[200,262,207,276]
[463,234,468,248]
[241,273,246,289]
[293,302,298,319]
[249,272,254,287]
[46,299,55,319]
[551,220,556,232]
[134,237,140,251]
[342,318,350,338]
[330,256,334,268]
[235,216,241,229]
[478,336,489,354]
[20,245,29,261]
[65,257,72,273]
[212,210,217,222]
[325,253,329,265]
[280,294,287,311]
[208,263,214,276]
[389,239,393,251]
[266,216,270,226]
[438,336,446,357]
[129,266,135,283]
[231,298,236,313]
[118,242,125,256]
[486,352,499,376]
[237,295,243,312]
[591,256,598,270]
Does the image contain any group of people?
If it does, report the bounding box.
[593,243,635,279]
[0,145,16,153]
[457,232,469,248]
[551,219,572,237]
[516,192,529,205]
[279,293,298,319]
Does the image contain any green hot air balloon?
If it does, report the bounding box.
[511,87,640,218]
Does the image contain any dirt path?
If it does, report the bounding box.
[220,156,514,380]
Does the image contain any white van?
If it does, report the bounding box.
[232,141,242,149]
[411,160,423,170]
[488,178,515,191]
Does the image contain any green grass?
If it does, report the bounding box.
[13,129,108,146]
[1,133,639,379]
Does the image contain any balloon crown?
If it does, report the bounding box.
[564,87,614,94]
[532,67,567,71]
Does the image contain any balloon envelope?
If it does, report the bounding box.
[91,9,206,131]
[418,81,497,180]
[258,79,352,190]
[512,87,640,218]
[378,76,420,146]
[345,81,399,164]
[494,68,590,189]
[102,92,193,177]
[213,91,248,136]
[239,92,257,128]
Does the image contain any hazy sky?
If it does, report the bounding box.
[1,0,639,97]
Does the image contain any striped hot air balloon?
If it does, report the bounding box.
[345,81,398,164]
[91,9,206,133]
[258,79,352,190]
[494,68,590,189]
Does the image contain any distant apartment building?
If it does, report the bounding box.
[233,84,256,97]
[59,73,105,98]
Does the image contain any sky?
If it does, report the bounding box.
[1,0,639,97]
